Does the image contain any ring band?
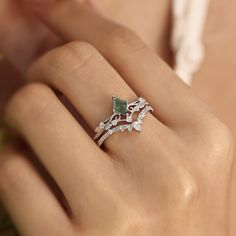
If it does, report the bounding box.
[94,96,153,147]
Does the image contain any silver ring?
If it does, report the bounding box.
[94,96,153,147]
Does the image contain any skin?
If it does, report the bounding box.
[191,1,236,235]
[0,0,235,235]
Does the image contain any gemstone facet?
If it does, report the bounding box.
[113,97,128,114]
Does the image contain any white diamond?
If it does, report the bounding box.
[112,119,118,126]
[140,113,145,119]
[140,103,145,108]
[128,125,133,132]
[126,116,132,122]
[105,123,112,130]
[133,121,142,132]
[99,122,105,129]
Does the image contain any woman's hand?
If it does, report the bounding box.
[0,0,233,235]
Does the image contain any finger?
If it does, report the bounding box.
[27,41,171,164]
[24,0,211,129]
[0,146,73,236]
[5,83,115,218]
[0,0,62,72]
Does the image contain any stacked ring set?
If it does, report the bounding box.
[94,96,153,146]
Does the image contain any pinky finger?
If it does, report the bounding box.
[0,146,73,236]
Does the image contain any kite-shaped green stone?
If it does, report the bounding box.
[112,97,128,115]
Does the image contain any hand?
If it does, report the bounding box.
[0,0,233,235]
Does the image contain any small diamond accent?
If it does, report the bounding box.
[133,121,142,132]
[112,119,118,126]
[126,116,132,122]
[128,125,133,132]
[99,122,105,129]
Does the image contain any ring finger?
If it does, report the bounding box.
[27,41,171,163]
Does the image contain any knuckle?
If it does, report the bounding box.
[29,41,100,87]
[107,25,146,52]
[53,41,98,69]
[176,173,200,207]
[203,119,234,161]
[65,41,97,57]
[64,41,101,76]
[43,46,72,71]
[165,167,200,208]
[5,83,54,123]
[29,43,77,79]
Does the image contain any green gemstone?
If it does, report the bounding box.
[113,97,128,114]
